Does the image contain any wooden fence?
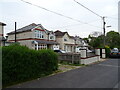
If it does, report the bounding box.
[58,53,81,64]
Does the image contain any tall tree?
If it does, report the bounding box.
[106,31,120,48]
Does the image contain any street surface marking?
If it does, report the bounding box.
[98,64,120,68]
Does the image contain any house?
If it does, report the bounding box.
[54,30,76,53]
[0,22,6,46]
[54,30,88,53]
[54,30,75,52]
[7,23,59,50]
[74,36,85,52]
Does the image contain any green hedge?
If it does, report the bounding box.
[2,44,58,87]
[104,45,111,58]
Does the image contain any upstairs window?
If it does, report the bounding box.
[35,30,44,39]
[49,35,55,40]
[64,38,67,41]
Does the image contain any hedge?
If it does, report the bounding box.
[2,44,58,87]
[105,46,111,58]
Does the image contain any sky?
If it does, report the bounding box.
[0,0,119,38]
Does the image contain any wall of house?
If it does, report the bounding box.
[7,31,33,41]
[63,34,75,52]
[18,40,34,49]
[56,36,64,50]
[63,34,74,44]
[0,25,3,37]
[56,33,76,52]
[49,33,56,41]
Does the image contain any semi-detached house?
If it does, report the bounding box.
[7,23,59,50]
[54,30,85,53]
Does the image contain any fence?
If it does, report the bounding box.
[58,53,81,64]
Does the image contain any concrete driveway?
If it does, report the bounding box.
[8,58,119,88]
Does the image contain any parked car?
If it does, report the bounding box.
[54,50,66,53]
[118,49,120,58]
[87,50,92,53]
[109,48,120,58]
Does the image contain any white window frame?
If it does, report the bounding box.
[35,30,44,39]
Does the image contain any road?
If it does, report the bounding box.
[8,58,119,88]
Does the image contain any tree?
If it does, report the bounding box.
[88,30,120,49]
[106,31,120,48]
[89,35,104,48]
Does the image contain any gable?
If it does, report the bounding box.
[34,26,45,31]
[32,25,48,34]
[63,33,70,41]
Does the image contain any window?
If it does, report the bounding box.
[35,30,44,39]
[64,38,67,41]
[38,44,47,50]
[50,36,54,40]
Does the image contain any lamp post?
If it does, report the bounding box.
[103,24,111,47]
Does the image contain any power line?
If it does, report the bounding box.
[74,0,102,18]
[20,0,101,29]
[73,0,107,46]
[50,19,102,29]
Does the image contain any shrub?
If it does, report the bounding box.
[2,44,58,87]
[105,45,111,58]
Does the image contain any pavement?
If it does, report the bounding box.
[7,58,120,88]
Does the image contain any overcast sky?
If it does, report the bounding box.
[0,0,119,38]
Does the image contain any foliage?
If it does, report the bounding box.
[2,44,58,87]
[89,35,104,48]
[106,31,120,49]
[105,45,111,58]
[88,31,120,49]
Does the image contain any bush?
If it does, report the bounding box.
[105,45,111,58]
[2,44,58,87]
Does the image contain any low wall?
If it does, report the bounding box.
[58,53,81,64]
[81,55,100,65]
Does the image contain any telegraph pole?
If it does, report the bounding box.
[74,0,107,47]
[102,17,106,47]
[15,22,17,42]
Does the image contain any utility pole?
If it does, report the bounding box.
[102,17,106,47]
[15,22,17,42]
[73,0,107,47]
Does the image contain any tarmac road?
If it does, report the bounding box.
[8,58,120,88]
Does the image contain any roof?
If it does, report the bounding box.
[35,40,59,45]
[54,30,67,36]
[0,22,6,26]
[7,23,45,35]
[54,30,74,39]
[69,36,74,39]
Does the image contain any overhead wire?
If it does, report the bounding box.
[50,19,101,29]
[74,0,102,18]
[20,0,102,29]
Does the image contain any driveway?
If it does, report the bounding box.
[8,58,119,88]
